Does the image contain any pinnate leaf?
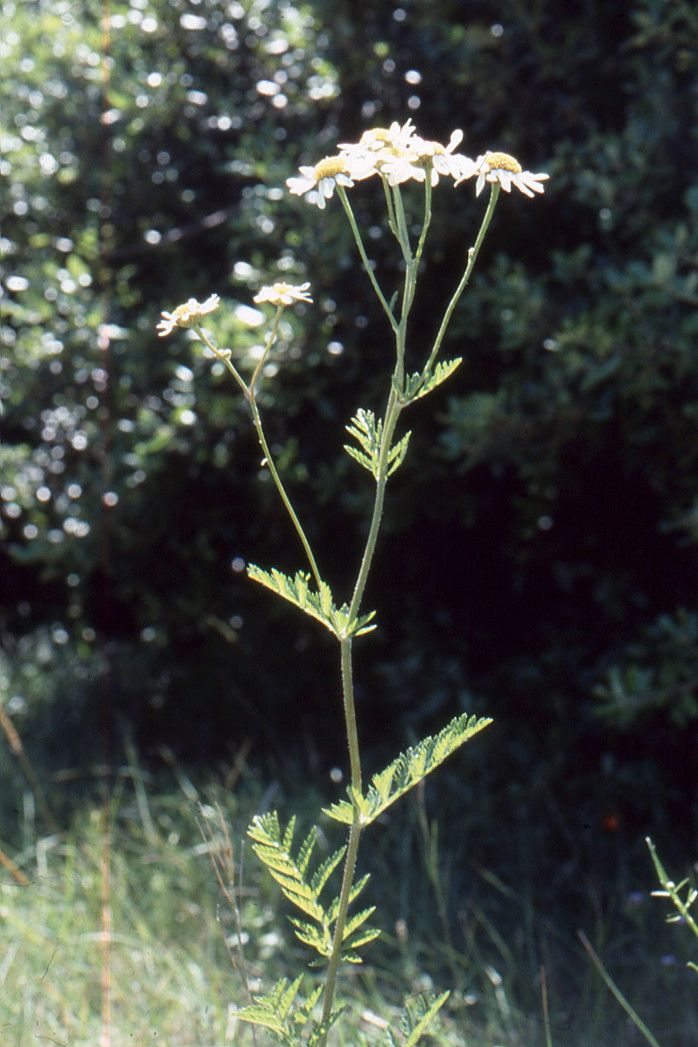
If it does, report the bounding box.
[384,991,450,1046]
[402,358,462,403]
[247,564,376,639]
[324,712,492,826]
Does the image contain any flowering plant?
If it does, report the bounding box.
[158,119,548,1044]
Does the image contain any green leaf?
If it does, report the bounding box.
[342,904,377,940]
[289,916,332,954]
[346,408,382,453]
[343,443,374,473]
[385,991,450,1046]
[345,407,382,478]
[235,976,329,1044]
[235,975,303,1036]
[324,713,492,826]
[345,408,411,481]
[249,810,382,964]
[342,902,381,960]
[247,564,377,639]
[387,430,412,477]
[310,847,346,895]
[403,358,462,403]
[247,812,342,951]
[327,873,371,923]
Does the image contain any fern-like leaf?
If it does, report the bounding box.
[324,713,492,826]
[340,904,381,960]
[344,444,374,473]
[247,564,377,639]
[235,977,333,1045]
[387,430,412,476]
[248,811,379,963]
[345,408,411,481]
[326,872,371,926]
[385,991,450,1046]
[402,358,462,403]
[248,813,342,948]
[234,975,303,1039]
[345,408,382,475]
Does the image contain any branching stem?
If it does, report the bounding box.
[338,185,398,333]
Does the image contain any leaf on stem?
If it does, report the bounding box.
[387,430,412,477]
[234,975,316,1040]
[247,564,377,639]
[384,990,450,1046]
[234,975,343,1044]
[248,813,340,950]
[345,408,412,479]
[646,837,698,960]
[402,357,462,403]
[324,712,492,826]
[248,812,379,964]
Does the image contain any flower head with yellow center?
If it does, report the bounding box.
[253,281,313,307]
[339,122,475,187]
[463,151,550,198]
[286,154,374,209]
[156,294,220,337]
[382,129,476,187]
[348,119,417,155]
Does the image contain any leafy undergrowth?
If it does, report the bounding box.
[0,762,695,1046]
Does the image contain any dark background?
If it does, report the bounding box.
[1,0,697,1000]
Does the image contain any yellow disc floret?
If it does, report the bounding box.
[313,155,350,180]
[360,128,392,147]
[484,151,523,174]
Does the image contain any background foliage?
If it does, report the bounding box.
[1,0,697,1037]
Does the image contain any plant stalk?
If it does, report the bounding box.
[195,322,323,589]
[424,183,500,374]
[337,185,398,332]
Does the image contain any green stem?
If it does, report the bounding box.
[647,837,698,939]
[319,818,362,1034]
[382,175,399,241]
[320,173,491,1042]
[424,183,500,375]
[349,235,416,619]
[414,172,433,269]
[248,305,283,395]
[247,397,323,589]
[392,183,412,263]
[337,185,398,332]
[340,638,361,795]
[318,266,410,1039]
[195,323,323,590]
[318,640,362,1040]
[578,931,662,1047]
[195,324,248,399]
[349,387,403,621]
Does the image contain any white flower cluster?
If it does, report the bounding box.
[157,122,550,339]
[286,120,549,207]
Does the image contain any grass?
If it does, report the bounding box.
[0,751,696,1046]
